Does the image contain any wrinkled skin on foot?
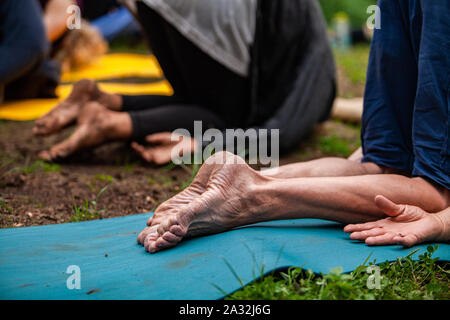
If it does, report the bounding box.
[137,151,267,253]
[344,195,445,247]
[38,101,113,161]
[33,79,99,136]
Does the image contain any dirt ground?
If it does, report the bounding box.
[0,119,360,228]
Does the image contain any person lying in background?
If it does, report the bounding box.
[135,0,449,253]
[0,0,60,102]
[0,0,108,102]
[33,0,336,165]
[40,0,108,73]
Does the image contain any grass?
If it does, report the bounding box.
[318,0,378,28]
[20,160,61,174]
[319,135,353,157]
[0,197,13,214]
[93,174,115,183]
[334,44,371,86]
[180,164,201,190]
[227,245,449,300]
[70,185,109,222]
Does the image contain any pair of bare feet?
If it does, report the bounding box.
[137,151,448,254]
[34,79,196,164]
[33,79,131,161]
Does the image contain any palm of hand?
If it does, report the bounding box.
[345,197,443,247]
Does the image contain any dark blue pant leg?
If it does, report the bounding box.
[412,0,450,189]
[0,0,49,84]
[361,0,419,171]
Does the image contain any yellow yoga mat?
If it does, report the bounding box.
[0,54,174,121]
[0,81,173,121]
[61,53,164,82]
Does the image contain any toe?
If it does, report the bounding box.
[157,216,178,235]
[162,231,181,243]
[38,150,53,162]
[169,224,187,237]
[144,235,159,253]
[138,226,158,245]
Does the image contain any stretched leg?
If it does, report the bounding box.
[138,152,449,253]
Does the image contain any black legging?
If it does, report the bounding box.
[122,2,251,141]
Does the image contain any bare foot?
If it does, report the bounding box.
[137,152,270,253]
[131,132,199,165]
[33,79,100,136]
[38,101,132,161]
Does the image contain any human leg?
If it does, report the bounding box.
[138,152,448,253]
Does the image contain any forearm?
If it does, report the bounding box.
[251,174,448,225]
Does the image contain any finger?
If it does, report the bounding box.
[350,228,385,241]
[145,132,174,144]
[344,221,380,233]
[374,195,405,217]
[365,233,397,246]
[393,234,418,248]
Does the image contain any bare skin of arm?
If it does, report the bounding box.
[136,151,449,253]
[344,195,450,247]
[43,0,76,42]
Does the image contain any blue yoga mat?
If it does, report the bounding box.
[0,213,449,300]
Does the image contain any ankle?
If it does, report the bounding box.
[101,111,133,140]
[245,173,278,220]
[97,92,123,111]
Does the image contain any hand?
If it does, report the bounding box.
[131,132,198,165]
[344,195,445,247]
